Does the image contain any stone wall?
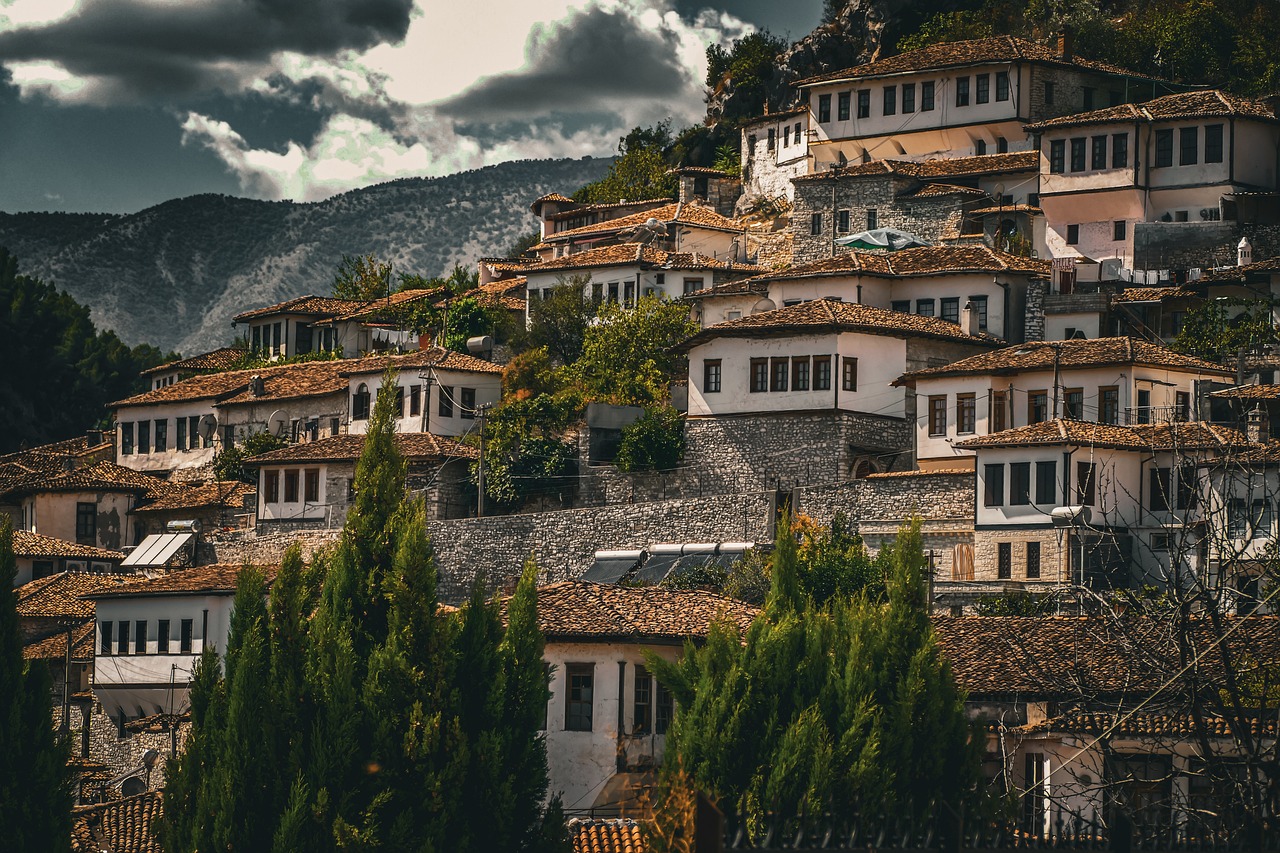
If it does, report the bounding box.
[1024,279,1047,342]
[204,527,341,566]
[1134,221,1280,271]
[73,699,189,800]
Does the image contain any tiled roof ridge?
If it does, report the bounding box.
[12,530,124,561]
[1026,89,1278,130]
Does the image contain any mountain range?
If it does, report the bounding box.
[0,157,611,355]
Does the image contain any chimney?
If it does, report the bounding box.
[961,300,980,335]
[1247,404,1269,444]
[1238,235,1253,267]
[250,375,265,397]
[85,429,102,446]
[1056,31,1073,60]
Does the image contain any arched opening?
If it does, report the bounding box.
[352,383,371,421]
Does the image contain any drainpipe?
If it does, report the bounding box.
[616,661,627,773]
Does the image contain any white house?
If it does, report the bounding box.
[740,106,810,204]
[528,194,672,247]
[527,201,746,263]
[896,337,1235,471]
[86,564,275,722]
[142,347,247,391]
[341,348,504,438]
[11,530,123,587]
[231,292,433,360]
[513,582,758,811]
[14,461,177,553]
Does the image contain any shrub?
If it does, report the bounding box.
[615,407,685,472]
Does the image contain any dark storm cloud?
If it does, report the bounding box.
[436,5,692,123]
[0,0,413,98]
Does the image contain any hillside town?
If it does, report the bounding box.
[8,32,1280,853]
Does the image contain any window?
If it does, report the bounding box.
[1254,500,1274,539]
[117,621,130,655]
[783,125,789,146]
[305,469,320,503]
[866,209,877,230]
[1177,465,1197,511]
[176,417,187,452]
[1028,391,1048,424]
[352,384,371,420]
[153,419,168,453]
[842,357,858,392]
[916,299,935,317]
[138,420,151,454]
[391,385,405,419]
[656,680,674,734]
[1082,86,1095,111]
[1066,224,1080,245]
[1070,137,1086,172]
[251,325,262,353]
[682,277,703,295]
[810,212,822,236]
[1049,139,1065,174]
[750,358,768,393]
[1112,219,1127,241]
[928,396,948,436]
[1044,81,1054,105]
[461,388,476,419]
[135,621,147,655]
[794,122,802,143]
[284,469,299,503]
[1112,133,1128,168]
[997,542,1011,579]
[1155,129,1174,167]
[818,93,831,122]
[767,128,775,150]
[1026,542,1041,579]
[1077,461,1097,506]
[1064,388,1084,420]
[771,359,789,392]
[1035,460,1057,505]
[995,71,1010,101]
[837,209,850,232]
[272,322,282,354]
[955,76,969,106]
[565,664,594,731]
[975,139,987,155]
[1010,462,1031,505]
[941,298,960,324]
[1091,135,1107,170]
[121,422,134,455]
[957,394,976,434]
[792,357,810,391]
[158,620,170,654]
[703,360,721,393]
[991,391,1008,433]
[1180,126,1198,165]
[970,296,988,330]
[1149,467,1172,512]
[410,384,421,417]
[814,356,831,391]
[265,470,280,503]
[983,466,1003,504]
[975,73,989,104]
[891,300,911,314]
[76,502,96,545]
[436,385,455,418]
[1205,124,1224,163]
[100,621,112,656]
[1137,389,1151,424]
[998,136,1008,153]
[633,665,652,733]
[902,82,915,113]
[846,90,859,120]
[180,619,193,654]
[1100,387,1119,424]
[883,85,896,116]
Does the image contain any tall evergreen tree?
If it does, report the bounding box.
[159,647,224,853]
[0,518,73,851]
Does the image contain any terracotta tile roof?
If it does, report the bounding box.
[970,204,1043,216]
[794,151,1038,183]
[795,35,1160,87]
[863,468,973,478]
[523,243,762,276]
[682,278,770,300]
[213,359,354,406]
[112,364,268,406]
[10,460,180,500]
[953,418,1247,451]
[545,199,672,221]
[511,582,759,642]
[444,278,527,311]
[12,530,123,561]
[739,105,811,126]
[1219,439,1280,465]
[141,347,248,376]
[667,166,729,176]
[531,192,576,210]
[24,619,94,661]
[339,346,503,376]
[1199,257,1280,283]
[233,295,364,323]
[898,337,1233,382]
[570,818,647,853]
[131,481,254,514]
[242,432,479,465]
[1021,708,1279,739]
[1026,90,1277,130]
[676,298,1004,351]
[902,182,988,198]
[546,202,743,242]
[16,572,143,619]
[71,791,163,853]
[317,288,442,324]
[1210,384,1280,400]
[0,435,115,496]
[84,564,279,599]
[1113,285,1201,303]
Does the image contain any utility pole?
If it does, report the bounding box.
[476,403,492,518]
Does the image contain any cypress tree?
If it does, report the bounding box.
[159,647,224,852]
[0,518,73,852]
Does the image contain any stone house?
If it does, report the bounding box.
[523,200,744,263]
[130,480,255,538]
[141,346,247,391]
[0,432,114,528]
[896,337,1235,471]
[243,432,478,529]
[341,348,504,438]
[739,106,811,205]
[12,530,123,586]
[506,581,758,811]
[686,244,1050,342]
[1026,91,1280,273]
[527,194,671,249]
[231,291,434,360]
[670,166,741,218]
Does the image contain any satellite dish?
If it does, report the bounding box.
[197,415,218,440]
[750,297,777,314]
[993,183,1005,200]
[267,410,290,437]
[644,217,662,231]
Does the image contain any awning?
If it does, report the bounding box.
[834,227,930,251]
[122,533,194,568]
[580,550,643,583]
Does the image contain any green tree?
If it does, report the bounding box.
[332,253,393,300]
[575,296,699,406]
[704,31,790,125]
[159,647,224,853]
[1172,297,1276,363]
[615,406,686,472]
[573,123,678,205]
[526,276,600,366]
[0,519,73,852]
[213,429,289,483]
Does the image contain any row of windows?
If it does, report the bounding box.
[351,384,476,421]
[1154,125,1224,168]
[1049,133,1128,174]
[561,663,673,734]
[703,355,856,394]
[815,72,1013,123]
[983,460,1064,507]
[995,541,1041,580]
[263,468,321,504]
[1064,221,1128,245]
[765,121,805,150]
[120,417,214,455]
[890,296,988,329]
[931,387,1189,435]
[100,619,194,656]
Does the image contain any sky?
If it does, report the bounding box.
[0,0,822,213]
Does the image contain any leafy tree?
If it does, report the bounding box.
[505,231,542,259]
[0,519,73,852]
[1172,297,1276,364]
[332,253,393,300]
[616,406,686,472]
[650,519,982,837]
[575,296,699,406]
[476,393,581,507]
[712,143,742,180]
[526,276,600,366]
[974,590,1057,616]
[159,647,224,853]
[502,347,567,402]
[213,429,289,483]
[573,123,678,205]
[0,248,170,453]
[704,31,790,125]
